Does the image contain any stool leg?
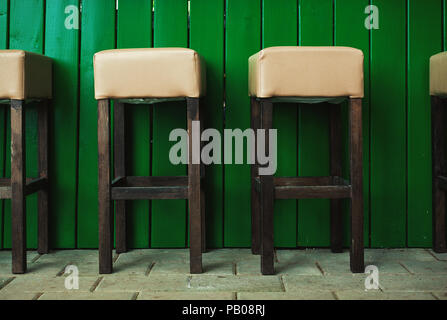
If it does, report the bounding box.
[330,104,343,253]
[187,98,203,274]
[98,99,113,274]
[114,101,127,254]
[431,96,447,253]
[201,183,206,253]
[251,97,261,255]
[260,100,274,275]
[199,101,206,254]
[38,99,49,254]
[11,100,26,274]
[349,98,364,273]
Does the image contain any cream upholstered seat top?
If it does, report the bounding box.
[94,48,206,100]
[0,50,52,100]
[430,51,447,96]
[249,46,364,99]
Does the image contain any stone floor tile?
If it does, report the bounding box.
[1,275,99,293]
[432,292,447,300]
[365,249,436,262]
[379,274,447,292]
[204,249,258,263]
[0,291,38,300]
[138,292,234,300]
[335,290,436,300]
[400,260,447,274]
[39,292,134,300]
[0,277,14,289]
[238,291,334,300]
[427,250,447,261]
[283,275,365,292]
[188,275,284,292]
[151,260,233,276]
[97,275,189,292]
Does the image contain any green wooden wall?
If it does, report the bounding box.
[0,0,445,249]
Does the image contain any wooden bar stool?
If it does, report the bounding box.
[249,46,365,274]
[94,48,206,274]
[0,50,52,274]
[430,51,447,253]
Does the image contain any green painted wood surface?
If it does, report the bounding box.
[117,0,152,248]
[334,0,371,247]
[77,0,115,248]
[224,0,260,247]
[190,0,224,248]
[297,0,333,247]
[4,0,44,249]
[262,0,298,247]
[0,0,444,250]
[370,0,407,247]
[44,0,79,248]
[152,0,188,248]
[0,0,7,249]
[407,0,441,247]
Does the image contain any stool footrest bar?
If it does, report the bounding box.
[0,177,48,199]
[111,176,189,200]
[254,176,352,199]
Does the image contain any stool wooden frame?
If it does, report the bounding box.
[251,97,364,275]
[0,99,49,274]
[97,98,206,274]
[431,95,447,253]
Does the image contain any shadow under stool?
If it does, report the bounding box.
[430,51,447,253]
[0,50,52,274]
[249,46,365,274]
[93,48,206,274]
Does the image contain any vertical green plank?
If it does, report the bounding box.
[117,0,152,249]
[262,0,298,247]
[0,0,7,249]
[370,0,406,247]
[152,0,188,248]
[5,0,44,249]
[78,0,115,248]
[224,0,260,247]
[408,0,441,247]
[0,0,6,48]
[298,0,333,247]
[44,0,79,248]
[334,0,371,247]
[190,0,224,248]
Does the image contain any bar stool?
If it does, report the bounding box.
[430,51,447,253]
[0,50,52,274]
[249,46,365,274]
[94,48,206,274]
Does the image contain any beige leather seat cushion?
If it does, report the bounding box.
[430,51,447,96]
[249,46,364,98]
[94,48,206,99]
[0,50,52,100]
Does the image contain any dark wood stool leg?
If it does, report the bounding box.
[431,96,447,253]
[199,100,206,254]
[187,98,203,274]
[11,100,26,274]
[114,101,127,254]
[330,104,343,253]
[349,98,364,273]
[37,99,49,254]
[201,184,206,253]
[98,99,113,274]
[260,100,274,275]
[251,97,261,255]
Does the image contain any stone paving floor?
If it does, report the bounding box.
[0,248,446,300]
